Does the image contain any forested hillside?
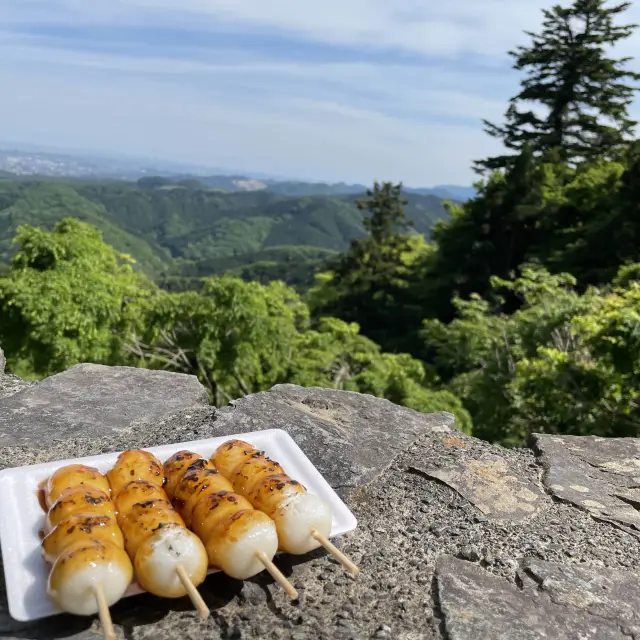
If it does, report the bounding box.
[2,0,640,447]
[0,177,450,284]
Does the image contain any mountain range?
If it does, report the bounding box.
[0,147,477,202]
[0,174,454,289]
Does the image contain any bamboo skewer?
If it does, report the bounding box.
[311,529,360,576]
[94,584,117,640]
[255,551,299,599]
[175,564,210,617]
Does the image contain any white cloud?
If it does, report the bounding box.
[0,50,505,185]
[7,0,640,60]
[1,0,640,184]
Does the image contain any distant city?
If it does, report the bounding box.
[0,145,477,201]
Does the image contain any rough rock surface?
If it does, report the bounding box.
[213,384,455,499]
[1,366,640,639]
[534,434,640,538]
[0,363,210,446]
[518,558,640,630]
[412,452,544,522]
[436,556,631,639]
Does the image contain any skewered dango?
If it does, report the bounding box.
[212,440,358,574]
[46,486,115,531]
[41,464,131,640]
[44,464,111,509]
[163,450,295,597]
[108,451,208,611]
[106,449,164,496]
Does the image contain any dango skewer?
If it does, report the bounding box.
[40,464,133,640]
[163,450,298,599]
[107,449,210,617]
[212,440,360,576]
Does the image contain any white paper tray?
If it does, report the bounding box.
[0,428,358,622]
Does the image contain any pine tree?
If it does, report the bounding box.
[424,146,555,322]
[332,182,412,283]
[476,0,640,172]
[318,182,419,351]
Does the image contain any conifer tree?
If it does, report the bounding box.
[476,0,640,172]
[317,182,418,350]
[332,182,412,284]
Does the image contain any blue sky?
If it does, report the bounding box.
[2,1,640,186]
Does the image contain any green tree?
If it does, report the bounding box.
[418,147,569,324]
[552,141,640,284]
[0,218,152,377]
[312,182,427,352]
[284,317,473,434]
[126,275,472,430]
[422,265,640,445]
[127,276,308,405]
[477,0,640,172]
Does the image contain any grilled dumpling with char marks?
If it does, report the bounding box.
[45,464,111,509]
[119,499,185,558]
[110,450,209,601]
[114,480,167,526]
[163,448,281,583]
[173,467,233,523]
[46,487,115,531]
[47,539,133,616]
[106,449,164,497]
[42,513,124,564]
[163,451,215,499]
[190,490,253,543]
[247,474,307,518]
[212,441,333,556]
[231,458,286,498]
[41,462,133,621]
[210,439,261,478]
[204,509,278,580]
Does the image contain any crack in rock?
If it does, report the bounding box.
[533,434,640,536]
[436,555,632,639]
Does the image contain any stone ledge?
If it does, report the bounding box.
[0,363,210,447]
[0,364,639,640]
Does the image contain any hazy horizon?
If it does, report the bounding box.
[3,1,640,186]
[0,140,478,189]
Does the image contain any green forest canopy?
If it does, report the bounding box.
[0,177,450,287]
[2,0,640,446]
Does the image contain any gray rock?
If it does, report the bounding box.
[212,384,456,498]
[2,367,640,640]
[435,555,627,639]
[411,454,544,522]
[0,373,30,403]
[0,363,210,446]
[518,558,640,627]
[533,434,640,537]
[0,350,32,402]
[459,546,480,562]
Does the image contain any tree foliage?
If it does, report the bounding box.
[0,219,151,377]
[422,265,640,445]
[126,277,308,406]
[4,1,640,450]
[477,0,640,172]
[311,182,431,352]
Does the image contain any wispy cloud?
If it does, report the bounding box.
[1,1,640,185]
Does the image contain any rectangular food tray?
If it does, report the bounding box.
[0,428,358,622]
